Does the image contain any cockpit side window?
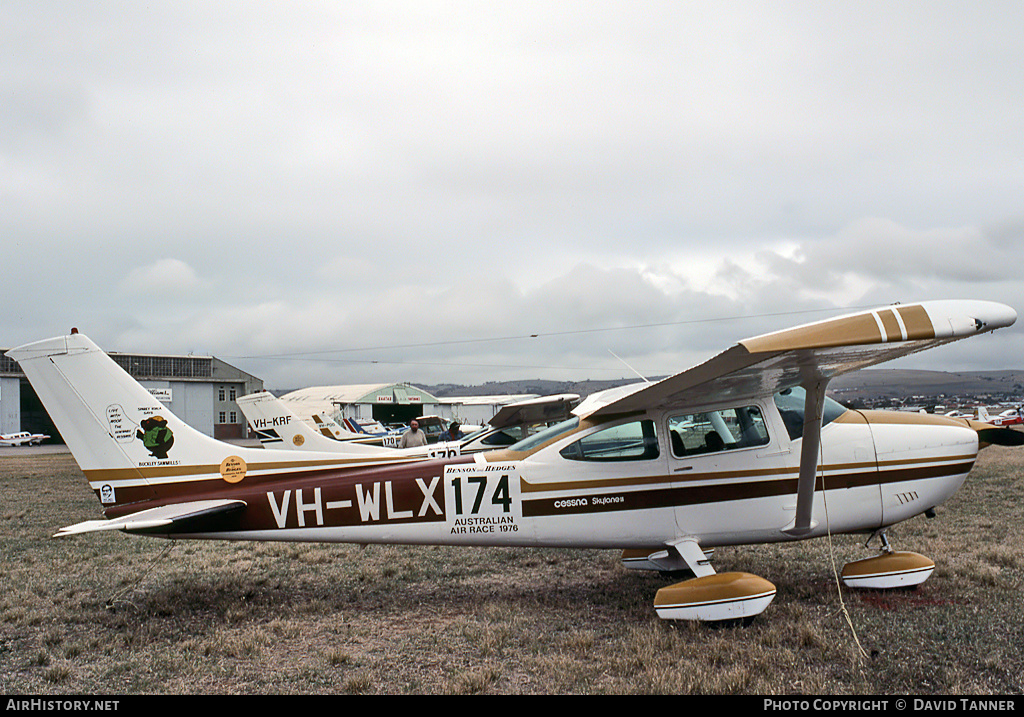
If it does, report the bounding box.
[559,420,660,462]
[773,387,849,440]
[668,405,770,457]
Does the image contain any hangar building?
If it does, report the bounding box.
[1,348,263,442]
[278,383,538,429]
[279,383,442,428]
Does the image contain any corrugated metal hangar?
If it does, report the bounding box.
[278,383,538,429]
[1,348,263,441]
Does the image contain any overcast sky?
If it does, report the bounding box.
[3,2,1023,390]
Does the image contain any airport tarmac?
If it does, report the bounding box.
[0,437,262,458]
[0,443,70,457]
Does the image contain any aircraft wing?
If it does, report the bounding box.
[54,499,247,538]
[575,300,1017,420]
[488,393,581,428]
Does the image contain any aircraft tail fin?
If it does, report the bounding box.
[343,418,368,434]
[236,391,388,455]
[6,332,279,510]
[310,413,348,440]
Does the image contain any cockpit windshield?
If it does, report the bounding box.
[773,387,848,440]
[506,416,580,453]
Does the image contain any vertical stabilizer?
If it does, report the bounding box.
[7,333,265,507]
[237,391,390,455]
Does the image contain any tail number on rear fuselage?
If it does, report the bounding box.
[265,477,445,529]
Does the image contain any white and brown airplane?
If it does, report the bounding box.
[237,391,395,451]
[237,389,580,459]
[7,300,1021,622]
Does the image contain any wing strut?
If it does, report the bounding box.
[785,374,829,537]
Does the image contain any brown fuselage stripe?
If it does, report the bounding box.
[520,460,975,518]
[97,455,479,519]
[84,454,429,483]
[519,454,977,493]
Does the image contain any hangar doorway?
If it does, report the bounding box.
[373,403,422,427]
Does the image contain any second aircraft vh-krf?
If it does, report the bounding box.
[236,389,581,459]
[7,300,1022,621]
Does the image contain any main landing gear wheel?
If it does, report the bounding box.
[653,572,777,622]
[840,530,935,590]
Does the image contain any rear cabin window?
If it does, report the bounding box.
[559,420,661,462]
[668,405,770,457]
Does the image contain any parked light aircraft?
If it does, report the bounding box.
[237,391,461,459]
[0,431,50,446]
[337,416,405,445]
[7,300,1022,621]
[237,389,579,459]
[238,392,388,449]
[977,406,1023,427]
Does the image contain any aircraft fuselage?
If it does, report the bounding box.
[96,400,978,551]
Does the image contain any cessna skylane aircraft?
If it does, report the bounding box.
[7,300,1022,622]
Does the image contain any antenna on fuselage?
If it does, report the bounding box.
[608,349,650,384]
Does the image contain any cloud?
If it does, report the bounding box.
[3,4,1023,390]
[762,218,1022,288]
[121,258,201,295]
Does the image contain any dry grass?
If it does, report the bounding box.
[1,447,1022,695]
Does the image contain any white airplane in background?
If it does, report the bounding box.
[237,389,580,459]
[238,392,389,449]
[7,300,1022,622]
[0,431,50,446]
[335,416,405,445]
[237,391,454,459]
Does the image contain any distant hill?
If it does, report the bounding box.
[422,377,653,399]
[276,369,1024,405]
[828,369,1024,400]
[422,369,1024,403]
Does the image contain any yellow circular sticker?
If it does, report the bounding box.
[292,434,305,447]
[220,456,247,483]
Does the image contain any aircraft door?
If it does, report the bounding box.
[669,401,796,543]
[547,417,673,546]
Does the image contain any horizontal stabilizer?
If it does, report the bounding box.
[975,426,1024,447]
[54,499,246,538]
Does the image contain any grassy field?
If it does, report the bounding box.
[1,446,1022,695]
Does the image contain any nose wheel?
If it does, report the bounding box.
[867,528,894,554]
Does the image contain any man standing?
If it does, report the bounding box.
[398,419,427,448]
[442,422,464,442]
